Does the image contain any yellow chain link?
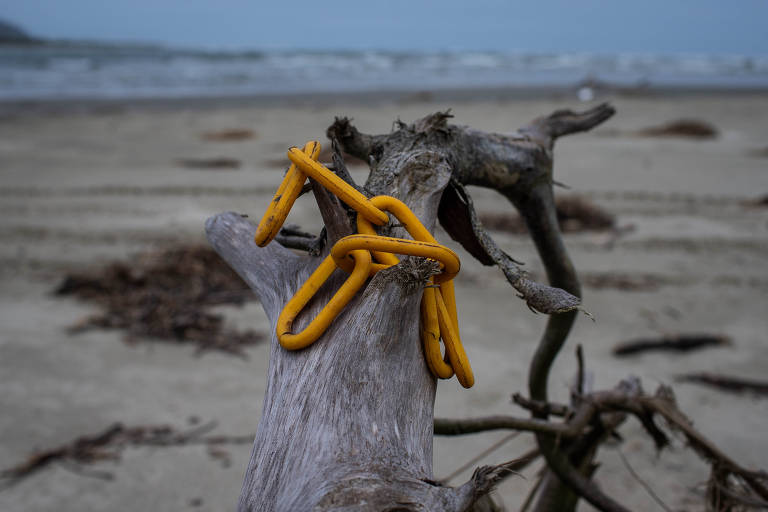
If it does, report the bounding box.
[255,142,321,247]
[254,141,474,388]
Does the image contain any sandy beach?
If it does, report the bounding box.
[1,91,767,511]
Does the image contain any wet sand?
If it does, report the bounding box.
[1,91,767,511]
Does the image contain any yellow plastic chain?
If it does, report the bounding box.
[254,141,474,388]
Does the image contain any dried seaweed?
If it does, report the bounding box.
[176,158,242,169]
[55,245,262,355]
[747,146,768,158]
[263,145,367,170]
[636,119,718,139]
[677,372,768,396]
[202,129,256,141]
[743,194,768,207]
[0,421,254,485]
[613,334,731,357]
[479,195,615,235]
[581,272,673,291]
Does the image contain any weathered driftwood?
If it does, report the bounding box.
[206,104,614,511]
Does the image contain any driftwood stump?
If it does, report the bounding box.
[206,104,615,511]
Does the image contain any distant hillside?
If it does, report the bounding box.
[0,19,40,44]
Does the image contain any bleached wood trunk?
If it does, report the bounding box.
[206,105,614,511]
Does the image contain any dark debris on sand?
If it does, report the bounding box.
[677,372,768,396]
[743,193,768,208]
[0,421,253,485]
[479,195,615,235]
[581,272,675,291]
[55,245,262,356]
[263,145,367,169]
[613,334,731,357]
[747,146,768,158]
[176,157,242,169]
[636,119,718,139]
[201,129,256,142]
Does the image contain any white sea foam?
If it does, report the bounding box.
[0,44,766,100]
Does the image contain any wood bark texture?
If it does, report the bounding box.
[205,104,615,511]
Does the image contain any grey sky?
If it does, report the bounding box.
[2,0,767,54]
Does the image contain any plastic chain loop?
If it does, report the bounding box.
[287,148,389,226]
[254,141,474,388]
[254,142,321,247]
[353,195,472,388]
[276,250,371,350]
[331,235,459,283]
[421,286,454,379]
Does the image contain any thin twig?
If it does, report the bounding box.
[512,393,570,418]
[275,229,326,256]
[57,459,114,481]
[575,344,585,397]
[519,468,545,512]
[434,416,578,437]
[615,448,674,512]
[297,182,313,197]
[440,432,521,484]
[712,480,768,509]
[330,137,364,192]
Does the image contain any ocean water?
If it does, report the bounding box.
[1,43,767,101]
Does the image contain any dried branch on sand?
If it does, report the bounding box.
[202,104,765,511]
[437,373,768,512]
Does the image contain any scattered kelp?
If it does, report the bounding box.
[677,372,768,396]
[201,129,256,142]
[742,194,768,208]
[747,146,768,158]
[556,196,616,232]
[0,421,253,485]
[479,195,615,235]
[613,334,731,357]
[55,245,262,356]
[263,146,367,169]
[177,158,242,169]
[581,272,675,291]
[636,119,718,139]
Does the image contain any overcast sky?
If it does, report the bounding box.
[2,0,767,54]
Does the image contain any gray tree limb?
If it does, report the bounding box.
[206,212,302,321]
[207,105,614,511]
